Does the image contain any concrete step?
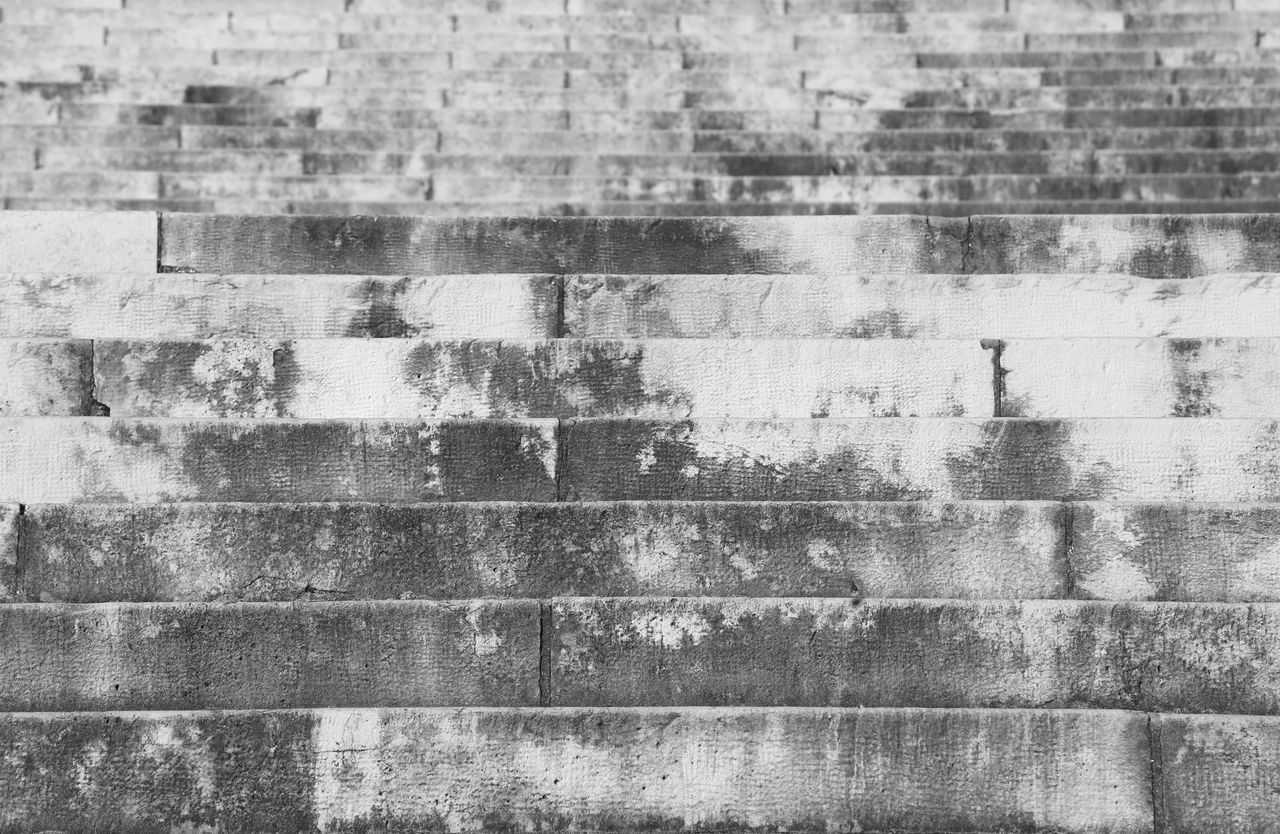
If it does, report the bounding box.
[547,597,1280,711]
[563,273,1280,339]
[0,272,558,339]
[26,148,1280,178]
[91,338,995,419]
[12,415,1280,502]
[0,599,539,710]
[152,213,1280,277]
[27,195,1280,215]
[11,500,1063,603]
[7,596,1280,712]
[0,418,557,502]
[0,706,1153,834]
[557,417,1280,501]
[18,500,1280,605]
[16,271,1280,342]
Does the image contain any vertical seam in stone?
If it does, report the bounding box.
[1148,713,1167,834]
[86,338,98,416]
[554,275,567,338]
[961,215,975,274]
[1060,502,1076,599]
[980,338,1005,417]
[11,504,25,602]
[155,212,164,273]
[554,418,569,501]
[538,601,553,706]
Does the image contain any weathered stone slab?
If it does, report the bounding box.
[0,707,1152,834]
[0,339,93,415]
[549,597,1280,713]
[0,273,558,339]
[1069,502,1280,602]
[563,273,1280,339]
[0,418,556,502]
[1156,713,1280,833]
[968,215,1280,279]
[157,215,967,274]
[1002,338,1280,417]
[0,600,538,711]
[558,418,1280,501]
[0,211,155,273]
[93,338,994,419]
[0,505,19,602]
[16,500,1064,602]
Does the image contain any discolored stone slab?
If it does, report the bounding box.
[1002,338,1280,418]
[0,418,556,502]
[0,707,1151,834]
[1156,713,1280,833]
[0,211,156,273]
[0,600,538,710]
[157,214,967,275]
[0,339,93,415]
[549,597,1280,713]
[16,500,1064,602]
[563,273,1280,340]
[0,273,558,339]
[93,338,994,419]
[1068,502,1280,602]
[967,215,1280,279]
[558,418,1280,501]
[0,505,19,601]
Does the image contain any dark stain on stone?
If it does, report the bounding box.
[197,711,317,832]
[327,809,449,833]
[1165,339,1218,417]
[966,216,1063,275]
[107,421,164,448]
[944,421,1100,500]
[295,216,399,274]
[833,309,922,339]
[1127,216,1203,280]
[347,278,413,337]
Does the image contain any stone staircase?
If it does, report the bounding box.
[0,209,1278,832]
[7,0,1280,214]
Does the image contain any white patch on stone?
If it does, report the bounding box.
[1076,556,1156,601]
[636,443,657,473]
[631,609,711,646]
[807,539,840,571]
[311,709,383,832]
[1234,540,1280,598]
[190,338,280,417]
[465,604,503,657]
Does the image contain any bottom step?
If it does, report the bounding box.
[0,707,1161,834]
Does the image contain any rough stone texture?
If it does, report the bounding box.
[0,211,156,273]
[1002,338,1280,417]
[549,597,1280,713]
[157,215,968,274]
[0,707,1153,834]
[0,600,539,710]
[1156,713,1280,834]
[563,273,1280,340]
[16,500,1064,602]
[1068,502,1280,602]
[558,417,1280,501]
[0,505,20,601]
[0,418,557,502]
[967,215,1280,279]
[0,339,93,416]
[0,273,559,339]
[93,338,994,419]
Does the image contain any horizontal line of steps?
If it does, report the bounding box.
[15,271,1280,339]
[29,103,1280,130]
[7,597,1280,712]
[16,125,1280,154]
[19,149,1280,178]
[3,417,1280,502]
[0,706,1170,834]
[17,46,1280,72]
[0,336,1256,419]
[12,500,1280,604]
[28,196,1280,216]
